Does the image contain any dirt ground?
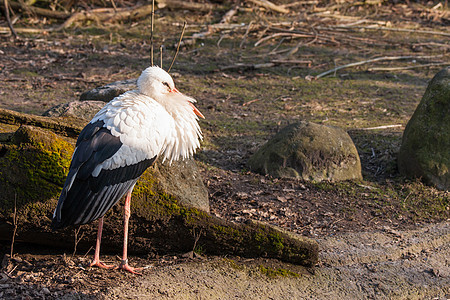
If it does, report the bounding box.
[0,1,449,299]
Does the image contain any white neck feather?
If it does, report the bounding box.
[158,93,203,163]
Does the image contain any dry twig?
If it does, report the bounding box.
[311,55,445,79]
[240,21,253,48]
[220,62,275,71]
[73,226,85,256]
[368,62,449,72]
[10,194,18,257]
[246,0,290,14]
[353,125,403,131]
[255,32,314,47]
[157,0,217,12]
[192,228,203,253]
[0,0,70,19]
[2,0,17,38]
[220,5,239,24]
[160,45,163,69]
[243,99,261,106]
[0,1,218,35]
[168,21,186,72]
[334,25,450,38]
[272,59,312,66]
[151,0,155,66]
[281,1,319,8]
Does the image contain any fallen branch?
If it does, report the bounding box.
[353,124,403,131]
[220,5,239,24]
[220,62,275,71]
[368,62,449,72]
[0,26,48,34]
[311,55,444,79]
[221,59,314,71]
[1,5,155,33]
[281,1,319,8]
[2,0,17,38]
[246,0,290,14]
[157,0,217,12]
[255,32,314,47]
[240,21,253,48]
[334,25,450,38]
[0,1,70,19]
[243,99,261,106]
[184,23,247,45]
[272,59,312,66]
[0,1,219,35]
[59,5,156,30]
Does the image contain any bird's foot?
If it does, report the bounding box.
[118,259,143,275]
[90,259,116,269]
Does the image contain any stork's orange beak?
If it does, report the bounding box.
[189,102,205,119]
[171,88,205,119]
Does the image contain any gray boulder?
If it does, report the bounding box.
[80,78,137,102]
[43,100,105,120]
[398,67,450,191]
[248,121,362,182]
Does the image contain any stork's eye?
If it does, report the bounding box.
[163,82,170,89]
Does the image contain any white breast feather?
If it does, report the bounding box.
[159,95,203,163]
[89,88,203,177]
[90,91,174,176]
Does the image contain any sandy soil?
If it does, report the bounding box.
[1,222,448,299]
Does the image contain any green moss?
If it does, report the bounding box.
[268,232,285,253]
[258,265,300,278]
[222,258,245,271]
[194,244,204,255]
[213,225,242,238]
[11,69,40,78]
[131,170,210,223]
[0,126,74,212]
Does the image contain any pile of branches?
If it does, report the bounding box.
[1,0,448,77]
[0,0,220,36]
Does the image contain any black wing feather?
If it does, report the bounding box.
[52,120,156,230]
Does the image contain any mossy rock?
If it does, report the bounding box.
[0,110,318,266]
[248,121,362,182]
[398,67,450,191]
[0,125,74,213]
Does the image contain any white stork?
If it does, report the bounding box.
[51,66,204,274]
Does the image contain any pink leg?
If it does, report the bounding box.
[90,217,115,269]
[118,189,143,275]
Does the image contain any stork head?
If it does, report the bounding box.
[137,66,205,119]
[137,66,177,100]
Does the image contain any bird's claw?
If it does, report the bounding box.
[89,260,116,269]
[119,259,143,275]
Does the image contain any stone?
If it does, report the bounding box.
[248,121,362,182]
[79,78,137,102]
[398,67,450,190]
[42,100,105,120]
[152,159,209,212]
